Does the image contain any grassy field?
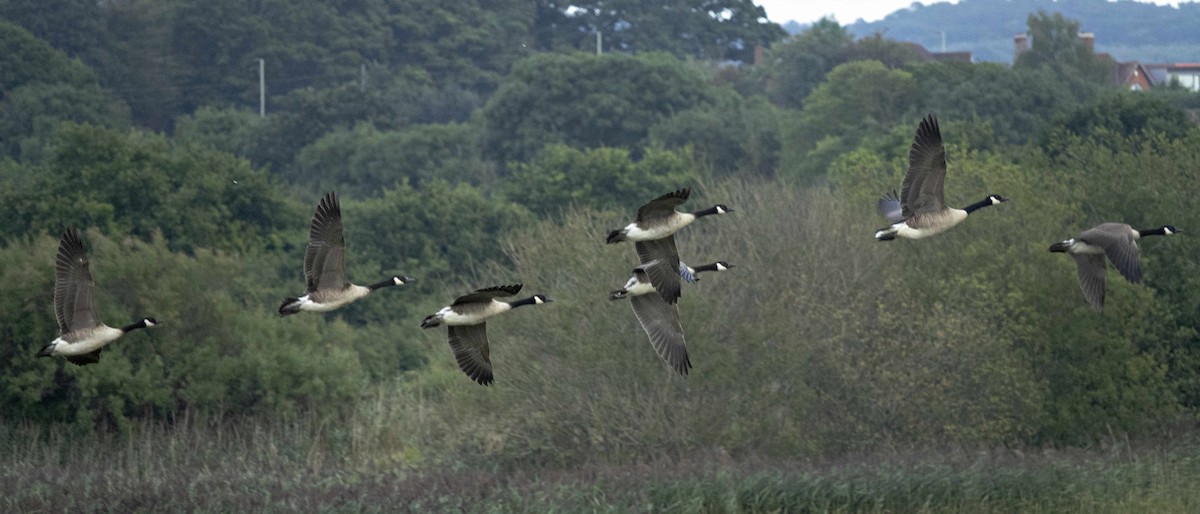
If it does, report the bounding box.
[3,415,1199,513]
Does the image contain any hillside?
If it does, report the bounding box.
[787,0,1200,63]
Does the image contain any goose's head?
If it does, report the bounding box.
[143,318,159,328]
[1161,225,1180,236]
[393,275,415,285]
[986,194,1008,205]
[532,294,553,304]
[714,204,734,214]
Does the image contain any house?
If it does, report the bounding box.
[1014,30,1200,92]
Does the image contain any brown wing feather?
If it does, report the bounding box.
[636,188,690,222]
[304,192,349,293]
[448,324,494,385]
[900,114,948,218]
[1071,253,1108,311]
[452,284,522,306]
[54,229,101,333]
[630,294,690,376]
[635,237,681,304]
[1079,223,1142,284]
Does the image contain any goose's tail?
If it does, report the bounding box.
[278,298,303,316]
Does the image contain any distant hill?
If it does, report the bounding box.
[783,0,1200,64]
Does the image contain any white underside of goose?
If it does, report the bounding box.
[45,326,124,356]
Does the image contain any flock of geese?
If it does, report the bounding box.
[34,114,1180,384]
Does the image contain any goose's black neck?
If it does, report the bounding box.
[120,320,152,332]
[694,263,720,273]
[964,198,996,214]
[1138,226,1175,238]
[509,296,540,308]
[368,276,411,290]
[692,205,722,218]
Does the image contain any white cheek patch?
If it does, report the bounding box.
[715,263,728,271]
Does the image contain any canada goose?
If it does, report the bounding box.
[607,188,732,304]
[679,261,734,284]
[421,284,552,386]
[875,114,1007,241]
[1049,223,1179,310]
[279,192,413,315]
[609,261,691,376]
[35,229,159,366]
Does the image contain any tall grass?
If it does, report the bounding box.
[3,409,1199,513]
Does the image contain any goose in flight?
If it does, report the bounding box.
[875,114,1006,241]
[36,229,158,365]
[609,261,691,376]
[1050,223,1178,310]
[421,284,552,386]
[607,188,732,303]
[280,192,412,315]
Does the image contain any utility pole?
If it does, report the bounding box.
[596,31,602,55]
[258,58,266,117]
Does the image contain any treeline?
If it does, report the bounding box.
[845,0,1200,63]
[1,0,1198,464]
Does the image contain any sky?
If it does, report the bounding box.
[754,0,1186,25]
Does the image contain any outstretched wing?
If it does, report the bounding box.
[877,190,905,224]
[448,324,494,385]
[1071,253,1108,311]
[629,294,690,376]
[54,229,101,333]
[900,114,948,218]
[65,349,103,366]
[304,192,349,293]
[452,284,523,306]
[1079,224,1142,284]
[635,237,681,304]
[636,188,690,222]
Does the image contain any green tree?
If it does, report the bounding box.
[293,122,491,196]
[761,17,854,110]
[0,232,368,428]
[481,52,718,164]
[1014,10,1114,83]
[0,21,98,93]
[533,0,785,62]
[0,122,292,252]
[503,145,703,215]
[783,60,918,180]
[650,90,781,177]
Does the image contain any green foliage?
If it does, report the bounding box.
[293,122,492,196]
[1015,10,1115,83]
[533,0,785,62]
[172,106,268,160]
[782,60,918,180]
[761,18,854,109]
[0,122,292,252]
[340,180,534,299]
[0,232,366,428]
[650,91,782,177]
[0,83,130,160]
[480,52,718,164]
[910,61,1096,145]
[1045,91,1194,149]
[503,145,703,216]
[0,20,98,93]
